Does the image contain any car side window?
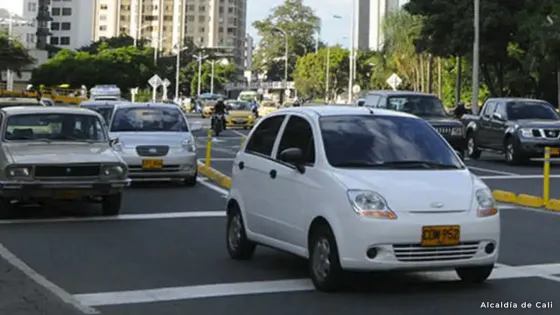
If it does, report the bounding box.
[276,115,315,165]
[377,96,387,108]
[365,94,380,107]
[495,102,507,117]
[482,102,496,117]
[245,115,285,156]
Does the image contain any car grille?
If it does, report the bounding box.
[136,145,169,157]
[543,129,560,138]
[34,165,101,178]
[436,127,452,135]
[392,242,479,262]
[128,165,180,173]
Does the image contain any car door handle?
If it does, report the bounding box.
[238,161,244,170]
[269,169,276,179]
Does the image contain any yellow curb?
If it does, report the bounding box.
[197,162,231,189]
[545,199,560,211]
[492,190,517,203]
[516,194,544,208]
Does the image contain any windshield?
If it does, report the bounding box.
[110,107,188,132]
[387,95,447,117]
[87,107,114,124]
[319,115,462,168]
[4,113,107,142]
[228,101,250,110]
[506,102,559,120]
[262,102,276,107]
[239,94,256,102]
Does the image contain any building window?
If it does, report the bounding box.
[61,22,71,30]
[50,22,60,30]
[60,37,70,45]
[62,8,72,15]
[99,25,107,31]
[51,8,61,15]
[188,5,194,11]
[198,16,204,22]
[100,15,107,21]
[26,33,35,43]
[187,15,194,22]
[100,4,108,10]
[50,37,59,45]
[199,5,205,11]
[199,27,204,32]
[28,3,37,12]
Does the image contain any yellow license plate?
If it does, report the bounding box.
[421,225,460,246]
[54,190,80,199]
[551,148,560,155]
[142,159,163,169]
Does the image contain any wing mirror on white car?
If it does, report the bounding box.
[278,148,306,173]
[190,123,203,131]
[109,138,119,146]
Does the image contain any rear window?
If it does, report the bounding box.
[387,95,447,117]
[319,115,462,168]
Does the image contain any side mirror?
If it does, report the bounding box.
[357,99,365,107]
[109,138,119,146]
[455,150,464,161]
[278,148,306,173]
[190,123,202,131]
[492,112,504,120]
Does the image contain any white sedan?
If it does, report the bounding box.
[225,106,500,291]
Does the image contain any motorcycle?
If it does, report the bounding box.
[212,113,225,136]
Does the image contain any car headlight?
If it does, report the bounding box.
[248,115,254,120]
[102,165,125,178]
[6,166,32,179]
[347,190,397,219]
[475,188,498,217]
[519,128,537,138]
[451,127,464,136]
[181,137,196,152]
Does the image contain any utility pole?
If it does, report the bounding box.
[471,0,480,114]
[348,0,356,103]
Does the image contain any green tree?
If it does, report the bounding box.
[189,61,237,96]
[0,33,35,74]
[252,0,320,81]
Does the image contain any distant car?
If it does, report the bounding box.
[225,101,255,129]
[257,101,278,117]
[79,100,128,124]
[40,97,55,106]
[0,97,46,108]
[108,103,202,185]
[0,106,129,218]
[226,106,499,291]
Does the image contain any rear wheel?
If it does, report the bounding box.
[456,264,494,283]
[0,198,15,219]
[102,193,122,216]
[226,207,256,260]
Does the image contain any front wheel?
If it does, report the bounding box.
[466,133,481,159]
[504,138,527,165]
[456,264,494,283]
[308,224,343,292]
[226,208,256,260]
[102,193,122,216]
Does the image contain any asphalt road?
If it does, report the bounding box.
[0,114,559,314]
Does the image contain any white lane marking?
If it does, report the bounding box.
[74,263,560,307]
[198,158,235,161]
[230,129,248,137]
[197,177,229,195]
[0,243,99,314]
[479,174,560,179]
[0,211,226,225]
[467,166,518,176]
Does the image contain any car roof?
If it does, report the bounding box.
[366,90,437,97]
[487,97,549,103]
[1,106,102,116]
[80,100,126,106]
[112,102,182,110]
[273,105,419,119]
[0,97,43,105]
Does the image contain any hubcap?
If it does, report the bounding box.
[467,138,475,155]
[228,214,242,250]
[312,237,331,281]
[506,144,514,161]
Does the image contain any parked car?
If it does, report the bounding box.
[108,103,201,185]
[0,106,129,218]
[362,91,466,156]
[462,98,560,164]
[225,106,499,291]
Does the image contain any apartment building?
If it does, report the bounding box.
[93,0,247,64]
[355,0,409,51]
[48,0,95,49]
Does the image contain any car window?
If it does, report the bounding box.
[319,115,462,168]
[506,101,559,120]
[245,115,285,156]
[377,96,387,108]
[365,94,380,107]
[4,113,106,142]
[495,102,507,117]
[482,102,496,117]
[110,107,188,132]
[276,115,315,165]
[387,95,447,117]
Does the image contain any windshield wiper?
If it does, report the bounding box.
[373,160,461,169]
[51,135,95,143]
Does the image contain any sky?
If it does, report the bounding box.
[247,0,352,47]
[1,0,23,16]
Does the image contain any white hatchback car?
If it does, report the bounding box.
[226,106,500,291]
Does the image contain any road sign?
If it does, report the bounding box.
[148,74,162,88]
[162,78,170,87]
[386,73,402,91]
[352,84,361,94]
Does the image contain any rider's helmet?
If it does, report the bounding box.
[217,97,224,102]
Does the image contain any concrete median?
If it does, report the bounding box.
[197,162,231,189]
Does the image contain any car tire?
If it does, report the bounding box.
[226,207,256,260]
[184,174,197,187]
[308,224,343,292]
[0,198,15,219]
[102,193,122,216]
[466,133,481,159]
[504,138,526,165]
[456,264,494,283]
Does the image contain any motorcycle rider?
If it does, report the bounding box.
[212,97,227,130]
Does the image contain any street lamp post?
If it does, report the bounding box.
[272,27,289,96]
[348,0,356,103]
[193,52,209,96]
[151,37,167,64]
[174,45,189,100]
[133,24,151,47]
[472,0,480,114]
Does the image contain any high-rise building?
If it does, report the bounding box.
[93,0,247,64]
[355,0,409,51]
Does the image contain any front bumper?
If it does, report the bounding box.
[334,211,500,271]
[443,135,467,152]
[0,179,130,199]
[517,138,560,157]
[117,149,198,179]
[226,118,254,128]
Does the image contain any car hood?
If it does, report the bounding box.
[421,116,463,127]
[5,142,119,164]
[331,169,475,212]
[513,119,560,128]
[229,110,252,118]
[110,132,190,148]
